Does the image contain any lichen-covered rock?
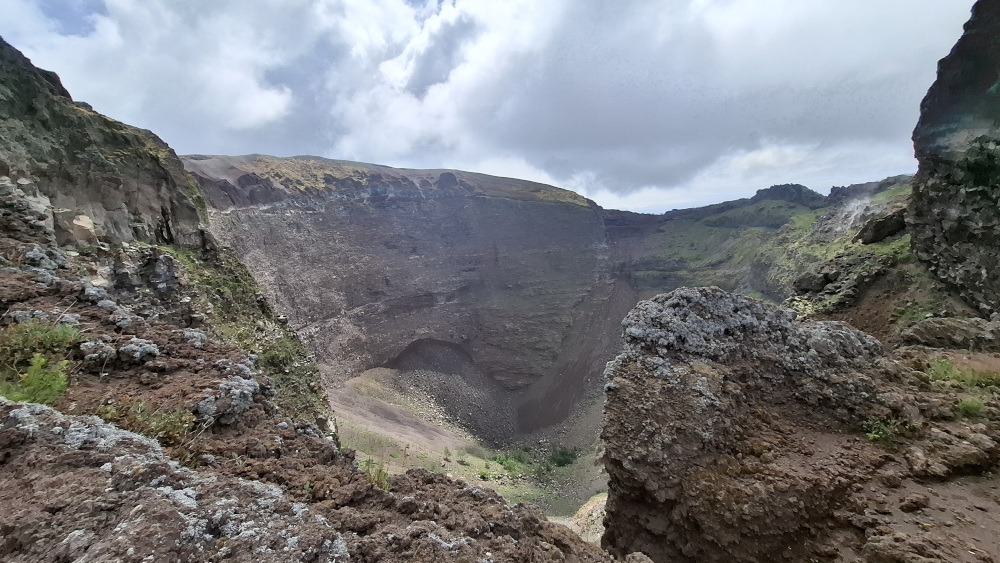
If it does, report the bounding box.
[787,251,894,314]
[910,0,1000,315]
[197,375,260,425]
[0,398,612,563]
[117,337,160,363]
[600,288,906,562]
[80,339,116,365]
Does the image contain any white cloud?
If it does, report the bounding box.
[0,0,976,211]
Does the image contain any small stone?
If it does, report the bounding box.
[899,494,930,513]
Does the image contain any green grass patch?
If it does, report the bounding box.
[927,357,1000,387]
[0,320,80,404]
[956,396,984,418]
[701,200,811,230]
[97,400,198,448]
[869,182,912,206]
[867,233,913,263]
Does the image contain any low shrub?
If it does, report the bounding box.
[97,400,197,447]
[0,320,80,404]
[361,458,391,491]
[860,418,923,445]
[0,353,70,404]
[549,446,580,467]
[956,396,984,418]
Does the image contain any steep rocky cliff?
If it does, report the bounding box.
[910,0,1000,315]
[184,154,645,436]
[0,36,202,247]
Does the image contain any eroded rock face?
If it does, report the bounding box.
[601,288,908,562]
[184,155,645,434]
[0,36,201,246]
[910,0,1000,315]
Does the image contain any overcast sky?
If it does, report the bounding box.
[0,0,974,212]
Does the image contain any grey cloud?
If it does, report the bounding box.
[1,0,977,211]
[406,15,478,98]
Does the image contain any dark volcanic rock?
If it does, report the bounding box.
[601,288,1000,562]
[854,208,907,244]
[910,0,1000,315]
[901,316,1000,351]
[601,288,895,562]
[0,36,201,246]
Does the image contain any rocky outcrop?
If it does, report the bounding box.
[0,36,202,247]
[662,183,826,222]
[601,288,1000,562]
[854,208,907,244]
[788,251,895,314]
[910,0,1000,315]
[902,316,1000,351]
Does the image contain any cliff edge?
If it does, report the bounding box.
[910,0,1000,315]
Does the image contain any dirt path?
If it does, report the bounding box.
[326,373,471,456]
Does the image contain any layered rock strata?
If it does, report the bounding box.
[184,155,644,434]
[910,0,1000,315]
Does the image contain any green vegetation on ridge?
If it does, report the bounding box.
[160,246,327,422]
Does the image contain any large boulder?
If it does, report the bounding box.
[909,0,1000,315]
[600,288,916,562]
[901,316,1000,351]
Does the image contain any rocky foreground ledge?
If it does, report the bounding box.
[601,288,1000,563]
[0,398,610,562]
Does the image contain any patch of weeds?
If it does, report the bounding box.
[492,453,520,473]
[361,458,391,491]
[0,320,80,404]
[97,399,198,448]
[861,419,898,444]
[0,353,70,404]
[956,397,984,418]
[927,357,1000,387]
[532,462,554,480]
[860,418,922,445]
[463,443,488,458]
[491,449,533,473]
